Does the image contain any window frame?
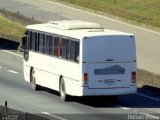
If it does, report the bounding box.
[27,29,80,63]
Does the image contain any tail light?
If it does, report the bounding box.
[84,73,88,81]
[132,71,136,81]
[83,73,88,86]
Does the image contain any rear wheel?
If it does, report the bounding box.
[59,77,69,101]
[30,68,41,90]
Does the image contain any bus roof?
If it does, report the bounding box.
[26,20,134,39]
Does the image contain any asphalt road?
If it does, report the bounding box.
[0,0,160,119]
[0,50,160,120]
[0,0,160,74]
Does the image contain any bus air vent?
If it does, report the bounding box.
[47,20,104,30]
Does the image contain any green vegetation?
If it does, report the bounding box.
[0,15,25,41]
[55,0,160,28]
[0,8,40,42]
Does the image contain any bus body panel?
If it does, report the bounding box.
[83,35,136,63]
[82,35,137,95]
[82,86,137,96]
[24,51,82,93]
[23,20,137,98]
[88,62,131,89]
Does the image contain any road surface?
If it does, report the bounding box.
[0,0,160,119]
[0,0,160,74]
[0,50,160,119]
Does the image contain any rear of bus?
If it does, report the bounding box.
[81,35,137,96]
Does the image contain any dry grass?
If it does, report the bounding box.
[0,8,40,42]
[0,15,25,42]
[138,69,160,88]
[54,0,160,28]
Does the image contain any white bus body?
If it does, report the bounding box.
[22,20,137,101]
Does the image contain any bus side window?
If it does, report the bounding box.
[44,34,50,54]
[54,36,59,57]
[75,41,79,62]
[35,33,40,52]
[49,35,54,56]
[39,34,44,53]
[70,40,79,62]
[66,39,70,60]
[70,40,76,62]
[57,37,62,58]
[29,31,32,50]
[30,31,36,51]
[22,30,29,50]
[61,38,68,59]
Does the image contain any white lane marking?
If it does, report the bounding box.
[0,66,2,69]
[2,50,22,58]
[115,105,130,110]
[137,93,160,102]
[40,0,160,35]
[7,70,19,74]
[41,112,68,120]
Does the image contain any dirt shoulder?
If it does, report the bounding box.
[50,0,160,31]
[0,8,40,43]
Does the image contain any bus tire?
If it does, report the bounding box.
[59,77,69,101]
[30,68,41,91]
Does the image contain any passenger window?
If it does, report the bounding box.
[75,41,79,62]
[34,32,38,51]
[35,33,39,52]
[54,36,59,57]
[61,38,79,62]
[57,38,62,57]
[23,30,29,50]
[44,35,50,54]
[31,32,36,50]
[66,39,70,60]
[39,34,44,53]
[29,31,32,50]
[49,35,54,55]
[61,38,68,59]
[70,40,76,61]
[30,31,36,51]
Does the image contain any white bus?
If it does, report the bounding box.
[22,20,137,102]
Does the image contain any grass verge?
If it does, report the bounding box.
[53,0,160,29]
[0,8,40,42]
[0,7,159,88]
[138,69,160,88]
[0,15,25,42]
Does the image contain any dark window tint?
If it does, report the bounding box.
[35,33,40,51]
[57,38,61,57]
[44,35,50,54]
[49,35,54,55]
[66,39,70,59]
[54,36,59,57]
[29,31,32,50]
[23,30,29,50]
[75,41,79,62]
[70,40,76,61]
[39,34,44,53]
[61,38,69,59]
[28,30,80,63]
[30,31,37,51]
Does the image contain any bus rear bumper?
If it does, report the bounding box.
[80,86,137,96]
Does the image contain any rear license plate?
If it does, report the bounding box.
[104,79,116,85]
